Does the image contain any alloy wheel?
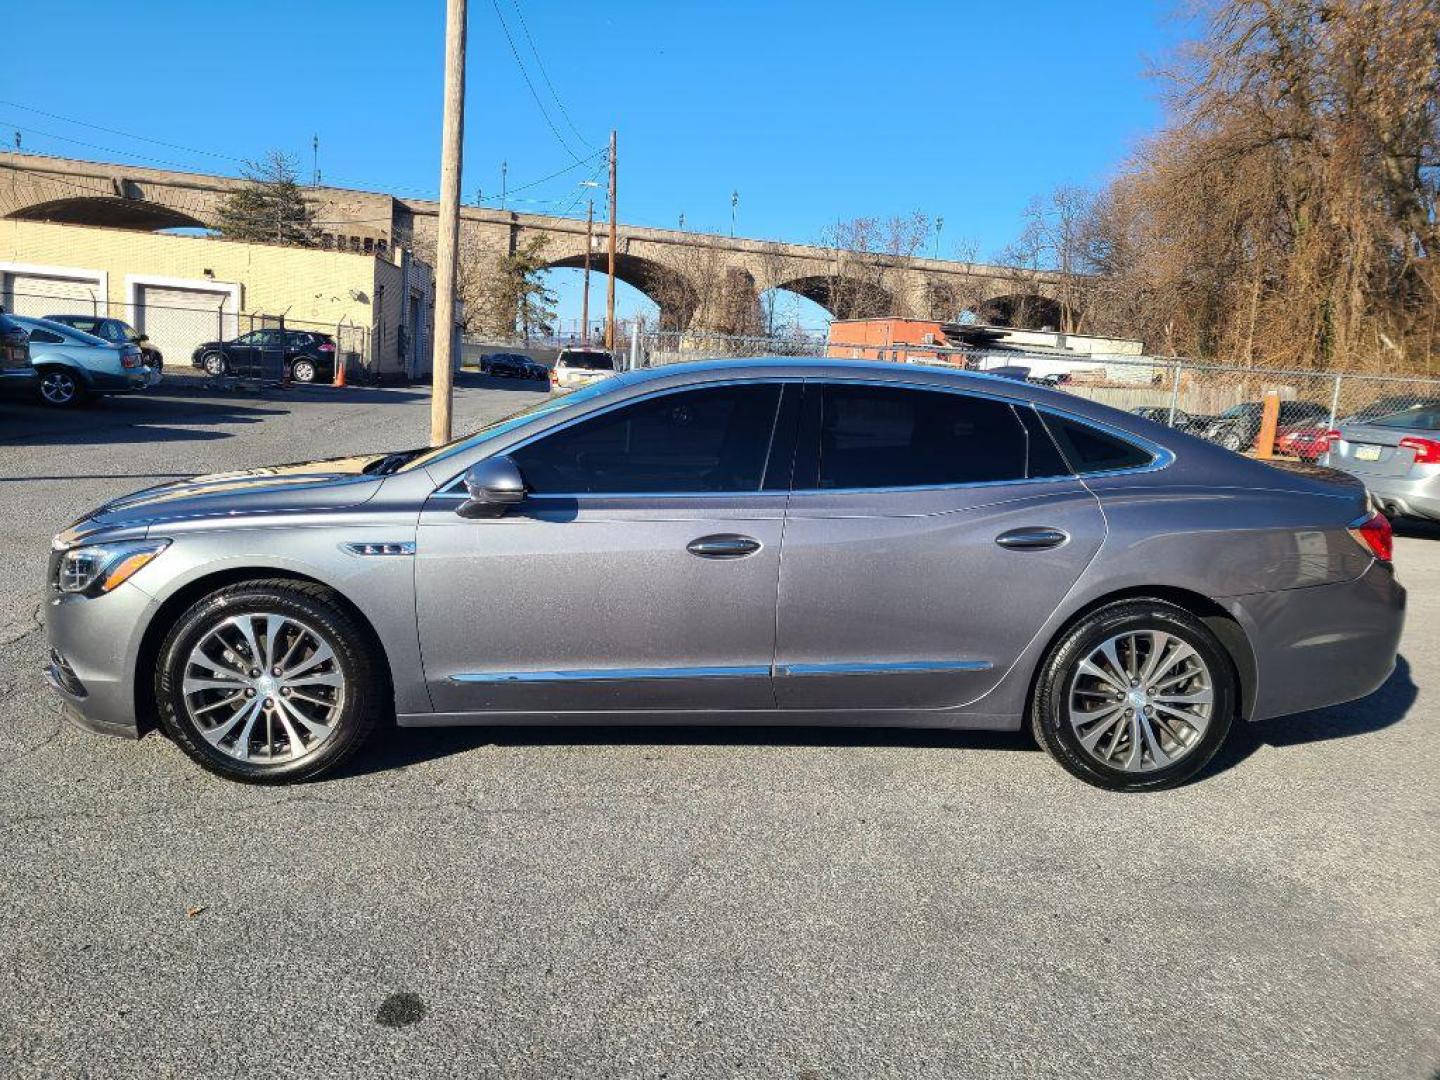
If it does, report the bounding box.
[292,359,316,383]
[180,612,346,763]
[39,370,78,406]
[203,353,227,376]
[1067,629,1214,773]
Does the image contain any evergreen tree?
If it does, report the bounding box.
[215,151,318,247]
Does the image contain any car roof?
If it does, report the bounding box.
[11,315,111,346]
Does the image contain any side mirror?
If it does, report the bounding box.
[457,455,527,518]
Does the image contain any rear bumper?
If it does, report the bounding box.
[1358,475,1440,520]
[1226,561,1405,722]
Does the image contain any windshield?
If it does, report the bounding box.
[399,378,623,472]
[560,351,614,371]
[1371,407,1440,431]
[1220,404,1257,418]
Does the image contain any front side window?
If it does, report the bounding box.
[234,331,263,345]
[812,384,1031,489]
[512,384,783,495]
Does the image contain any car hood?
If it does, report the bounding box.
[76,453,388,533]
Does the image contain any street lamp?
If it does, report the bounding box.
[678,212,685,231]
[731,190,739,238]
[934,216,944,258]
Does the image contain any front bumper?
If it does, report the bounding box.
[1228,560,1406,722]
[43,582,159,739]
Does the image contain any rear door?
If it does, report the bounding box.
[416,380,799,715]
[773,380,1108,711]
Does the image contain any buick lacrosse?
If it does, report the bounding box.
[45,359,1404,790]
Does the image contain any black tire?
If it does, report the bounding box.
[1030,600,1236,792]
[1218,427,1246,452]
[36,365,85,408]
[154,579,382,783]
[291,358,317,384]
[202,351,228,377]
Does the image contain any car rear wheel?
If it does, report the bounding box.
[291,358,317,384]
[36,366,84,408]
[155,580,381,783]
[1218,428,1246,452]
[1030,600,1236,791]
[202,351,228,377]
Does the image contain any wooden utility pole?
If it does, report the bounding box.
[430,0,467,446]
[581,199,594,345]
[605,129,617,350]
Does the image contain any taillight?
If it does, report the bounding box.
[1398,436,1440,463]
[121,353,141,369]
[1318,429,1341,452]
[317,342,336,353]
[1348,511,1394,563]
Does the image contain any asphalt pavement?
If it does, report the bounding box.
[0,375,1436,1079]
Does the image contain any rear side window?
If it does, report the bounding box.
[512,383,782,494]
[27,328,64,344]
[1042,414,1155,473]
[813,384,1029,488]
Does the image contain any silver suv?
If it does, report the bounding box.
[44,359,1403,789]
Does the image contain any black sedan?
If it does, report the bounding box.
[192,329,337,383]
[1201,400,1330,452]
[483,352,548,380]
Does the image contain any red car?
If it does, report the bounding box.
[1276,424,1337,462]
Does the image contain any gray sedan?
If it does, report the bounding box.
[1320,404,1440,520]
[12,315,151,407]
[44,359,1404,790]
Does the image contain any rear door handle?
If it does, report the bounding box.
[687,534,762,559]
[995,527,1069,551]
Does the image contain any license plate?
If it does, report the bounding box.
[1355,444,1383,462]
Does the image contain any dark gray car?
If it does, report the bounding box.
[43,359,1404,790]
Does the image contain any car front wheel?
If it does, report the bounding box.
[1030,600,1236,791]
[36,366,84,408]
[202,352,228,377]
[154,580,381,783]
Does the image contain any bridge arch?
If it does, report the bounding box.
[6,195,211,232]
[767,273,896,321]
[542,251,699,332]
[979,292,1063,331]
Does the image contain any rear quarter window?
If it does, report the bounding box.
[1042,414,1155,473]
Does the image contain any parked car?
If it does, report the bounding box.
[484,352,547,380]
[45,359,1401,791]
[1338,395,1440,426]
[43,315,163,374]
[12,315,150,407]
[1275,424,1333,462]
[551,347,616,390]
[1131,405,1199,431]
[1320,404,1440,520]
[0,312,36,394]
[192,329,336,383]
[1201,400,1330,451]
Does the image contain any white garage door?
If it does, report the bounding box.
[135,285,234,366]
[1,272,103,318]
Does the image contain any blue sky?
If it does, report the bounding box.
[3,0,1190,330]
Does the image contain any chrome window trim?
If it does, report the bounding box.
[451,665,770,684]
[436,377,800,497]
[431,373,1173,500]
[775,660,993,677]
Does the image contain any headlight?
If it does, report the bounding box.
[55,539,170,595]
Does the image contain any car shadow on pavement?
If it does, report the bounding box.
[1393,518,1440,542]
[333,656,1418,784]
[1202,654,1417,779]
[332,722,1036,781]
[0,395,287,449]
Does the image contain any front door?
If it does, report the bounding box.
[774,380,1108,712]
[416,381,798,716]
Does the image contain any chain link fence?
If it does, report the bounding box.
[1,289,375,385]
[635,329,1440,461]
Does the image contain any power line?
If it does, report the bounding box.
[0,99,243,163]
[489,0,588,162]
[508,0,590,147]
[0,121,234,174]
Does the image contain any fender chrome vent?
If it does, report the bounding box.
[343,541,416,557]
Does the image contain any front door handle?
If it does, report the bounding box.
[687,534,762,559]
[995,527,1069,551]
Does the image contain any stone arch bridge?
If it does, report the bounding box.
[1,152,1063,333]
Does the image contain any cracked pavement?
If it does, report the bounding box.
[1,375,1438,1079]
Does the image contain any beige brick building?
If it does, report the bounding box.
[0,219,435,379]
